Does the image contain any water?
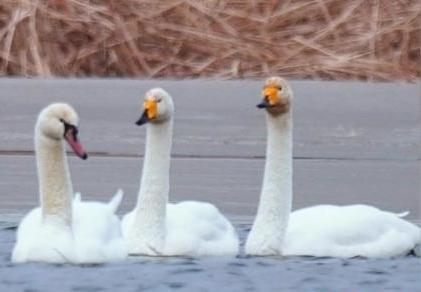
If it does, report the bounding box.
[1,223,419,292]
[0,79,420,290]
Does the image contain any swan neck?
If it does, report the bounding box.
[133,119,173,248]
[251,111,293,239]
[261,112,292,199]
[36,129,73,226]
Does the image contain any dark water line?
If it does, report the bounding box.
[0,150,418,162]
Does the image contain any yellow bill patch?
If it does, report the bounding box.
[144,99,158,119]
[263,87,280,105]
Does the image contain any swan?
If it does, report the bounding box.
[12,103,127,264]
[245,76,421,258]
[122,88,239,257]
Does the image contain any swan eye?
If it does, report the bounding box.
[59,119,78,135]
[278,86,282,90]
[157,98,162,103]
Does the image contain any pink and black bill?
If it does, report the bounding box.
[61,119,88,160]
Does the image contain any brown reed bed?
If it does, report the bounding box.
[0,0,420,80]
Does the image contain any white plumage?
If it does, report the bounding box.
[284,205,421,258]
[13,191,127,263]
[123,201,238,256]
[122,88,239,256]
[246,77,421,258]
[12,103,127,264]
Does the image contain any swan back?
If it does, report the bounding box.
[284,205,421,258]
[72,193,127,262]
[165,202,239,256]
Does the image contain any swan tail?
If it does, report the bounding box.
[396,211,410,217]
[108,189,123,213]
[74,192,82,203]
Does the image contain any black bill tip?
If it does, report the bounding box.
[135,112,149,126]
[256,100,270,109]
[81,153,88,160]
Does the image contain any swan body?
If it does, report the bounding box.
[12,103,127,263]
[122,201,238,256]
[284,204,421,258]
[245,77,421,258]
[12,191,126,263]
[122,88,239,256]
[12,208,74,263]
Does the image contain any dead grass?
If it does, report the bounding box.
[0,0,419,80]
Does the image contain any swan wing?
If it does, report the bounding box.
[72,201,127,262]
[74,192,82,204]
[108,189,124,213]
[164,201,239,256]
[283,204,421,258]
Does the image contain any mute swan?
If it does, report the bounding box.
[122,88,239,256]
[245,77,421,258]
[12,103,127,264]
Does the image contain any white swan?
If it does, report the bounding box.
[122,88,239,256]
[12,103,127,264]
[245,77,421,258]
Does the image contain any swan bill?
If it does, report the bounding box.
[135,111,149,126]
[257,100,271,108]
[263,86,281,106]
[63,122,88,160]
[143,99,158,120]
[136,99,159,126]
[256,96,290,115]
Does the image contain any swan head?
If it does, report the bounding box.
[135,88,174,126]
[257,76,292,116]
[36,103,88,160]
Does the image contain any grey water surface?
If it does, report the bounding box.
[1,223,420,292]
[0,79,419,219]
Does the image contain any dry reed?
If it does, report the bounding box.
[0,0,420,80]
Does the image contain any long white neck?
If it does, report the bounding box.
[36,128,73,227]
[246,110,292,255]
[133,119,173,252]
